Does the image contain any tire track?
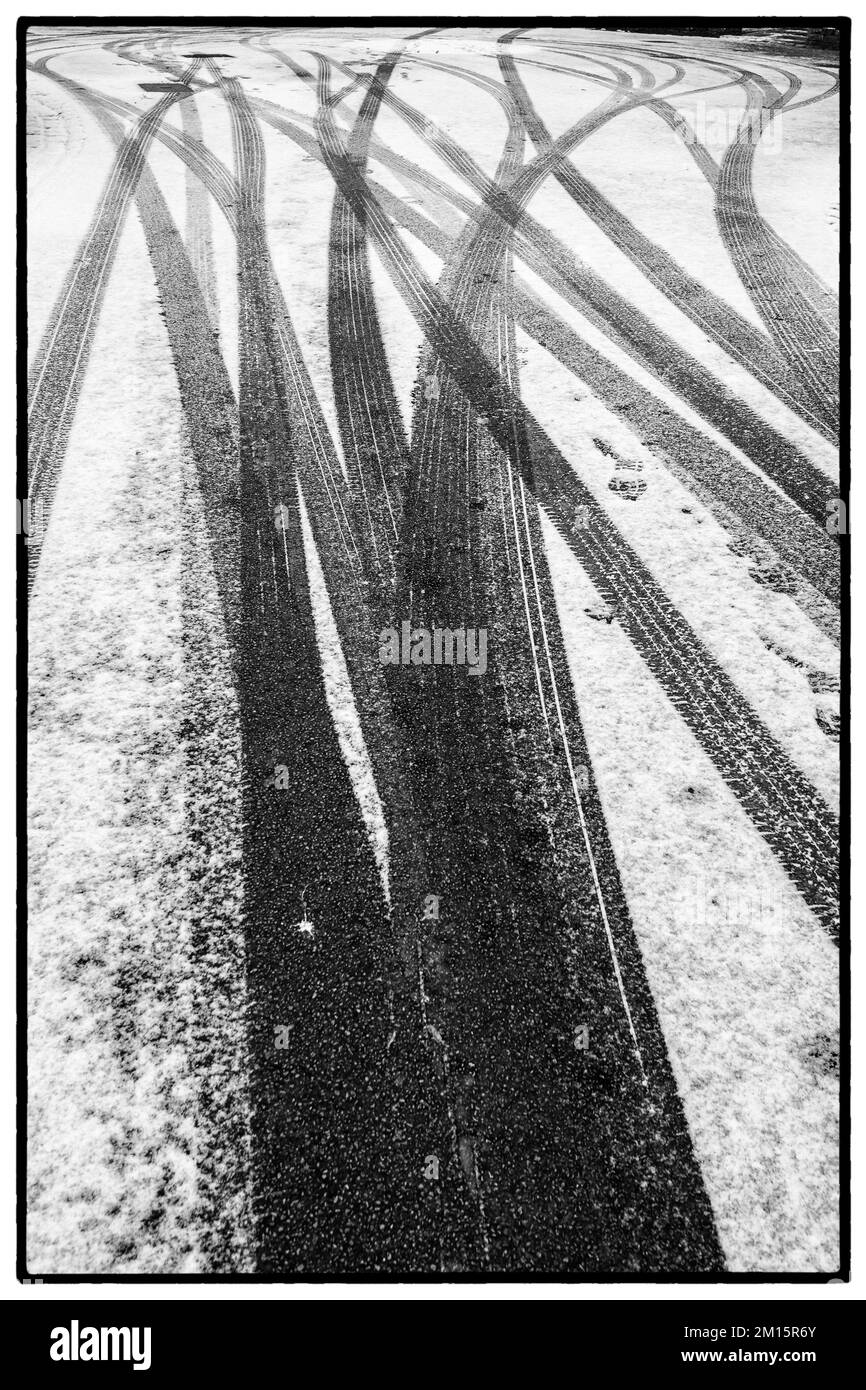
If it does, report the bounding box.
[496,41,839,443]
[26,56,203,596]
[509,32,841,407]
[61,57,838,675]
[318,51,727,1273]
[303,48,836,528]
[310,113,839,937]
[26,56,254,1270]
[111,36,843,933]
[716,76,839,431]
[244,81,841,618]
[326,52,407,587]
[361,168,838,625]
[211,58,475,1273]
[26,29,842,1283]
[178,90,220,332]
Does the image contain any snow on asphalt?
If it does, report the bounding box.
[26,23,841,1276]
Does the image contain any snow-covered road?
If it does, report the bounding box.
[25,23,842,1277]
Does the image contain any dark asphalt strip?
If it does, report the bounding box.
[218,65,461,1273]
[387,394,726,1269]
[320,51,496,1268]
[436,118,724,1268]
[316,57,726,1272]
[143,75,490,1277]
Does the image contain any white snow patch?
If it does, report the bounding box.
[297,484,391,905]
[542,509,839,1273]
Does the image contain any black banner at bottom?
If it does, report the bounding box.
[0,1298,857,1376]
